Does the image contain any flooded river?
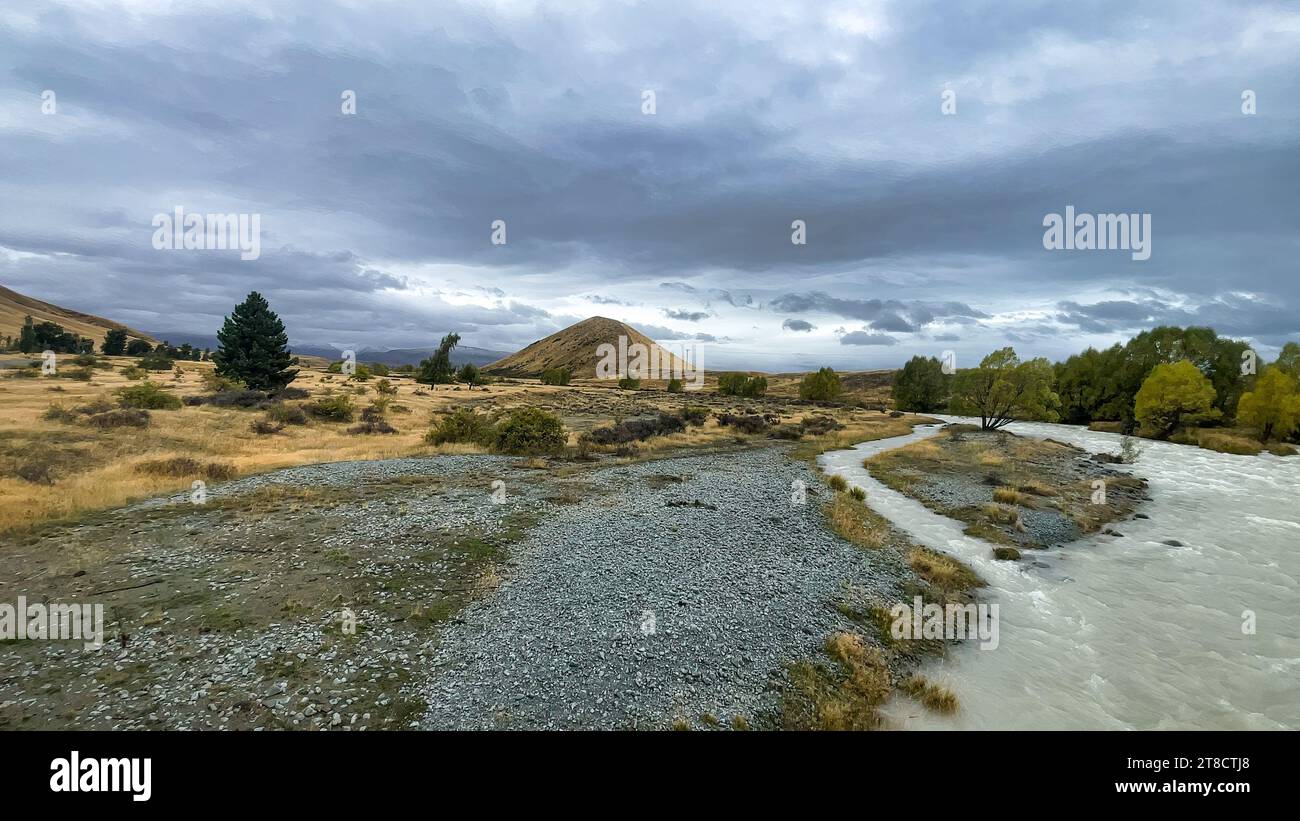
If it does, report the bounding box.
[818,418,1299,730]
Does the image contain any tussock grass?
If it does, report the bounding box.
[900,674,960,714]
[907,546,983,600]
[826,494,887,550]
[782,632,892,731]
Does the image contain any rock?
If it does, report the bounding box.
[992,547,1021,560]
[1162,539,1183,547]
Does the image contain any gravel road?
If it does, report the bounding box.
[420,446,905,729]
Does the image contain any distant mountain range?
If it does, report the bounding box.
[145,331,512,368]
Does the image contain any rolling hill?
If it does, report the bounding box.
[484,316,693,379]
[0,284,155,346]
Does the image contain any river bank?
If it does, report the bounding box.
[820,418,1300,730]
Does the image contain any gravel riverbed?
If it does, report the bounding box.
[421,446,905,729]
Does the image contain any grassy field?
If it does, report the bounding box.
[0,353,925,536]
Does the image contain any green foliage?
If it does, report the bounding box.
[305,394,356,422]
[101,329,127,356]
[540,367,571,386]
[425,408,495,446]
[416,332,461,385]
[1134,360,1220,439]
[374,378,398,395]
[137,348,174,371]
[666,378,684,393]
[1236,367,1300,443]
[212,291,299,392]
[799,367,842,401]
[201,370,244,393]
[457,363,481,387]
[1274,343,1300,381]
[949,347,1059,429]
[892,356,950,412]
[618,377,641,390]
[681,406,709,426]
[116,380,182,410]
[125,338,152,356]
[121,365,146,380]
[718,372,768,397]
[492,407,567,455]
[350,365,372,381]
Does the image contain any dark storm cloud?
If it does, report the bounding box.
[840,331,897,346]
[663,309,709,322]
[1,0,1296,360]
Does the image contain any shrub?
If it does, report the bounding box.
[717,372,767,397]
[586,413,686,445]
[681,406,709,427]
[121,365,147,380]
[306,394,355,422]
[828,474,848,492]
[541,367,571,386]
[715,412,769,434]
[666,378,683,393]
[799,367,842,401]
[374,378,398,396]
[135,458,235,480]
[202,371,244,392]
[116,381,182,410]
[251,418,285,435]
[349,403,397,434]
[86,409,150,429]
[264,402,309,425]
[425,408,495,446]
[800,415,842,436]
[617,377,640,391]
[493,407,567,455]
[276,386,311,400]
[42,403,80,423]
[137,350,175,371]
[196,388,270,408]
[849,486,866,501]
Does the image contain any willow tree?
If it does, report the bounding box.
[949,347,1059,430]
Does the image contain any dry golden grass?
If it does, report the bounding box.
[826,493,887,550]
[900,674,960,714]
[0,356,596,534]
[907,546,984,599]
[782,632,893,731]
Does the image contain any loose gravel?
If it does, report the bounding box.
[421,446,905,730]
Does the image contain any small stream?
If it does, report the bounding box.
[818,417,1300,730]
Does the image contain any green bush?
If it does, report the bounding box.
[718,372,768,397]
[666,378,683,393]
[121,365,147,380]
[799,367,842,401]
[116,380,182,410]
[681,406,709,426]
[618,377,640,391]
[492,407,567,455]
[425,408,495,446]
[305,394,355,422]
[374,378,398,396]
[264,402,309,425]
[137,350,175,371]
[541,367,571,386]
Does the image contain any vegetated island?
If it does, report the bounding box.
[865,423,1150,560]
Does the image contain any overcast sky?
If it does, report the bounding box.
[2,0,1297,370]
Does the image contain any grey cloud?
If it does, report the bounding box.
[783,319,815,332]
[840,331,897,346]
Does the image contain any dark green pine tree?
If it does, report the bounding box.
[101,328,128,356]
[213,292,299,391]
